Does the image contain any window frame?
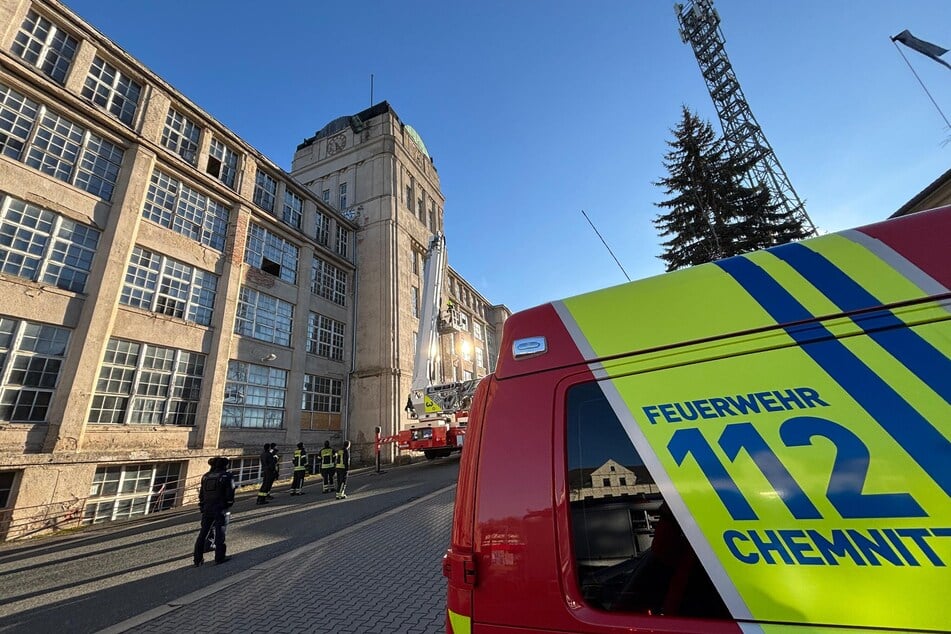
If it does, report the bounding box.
[221,360,287,429]
[87,338,205,426]
[307,312,345,361]
[0,317,71,423]
[142,167,230,250]
[234,286,294,347]
[161,107,201,165]
[81,55,142,126]
[12,9,78,85]
[244,223,299,284]
[120,245,219,326]
[253,169,277,212]
[0,194,100,293]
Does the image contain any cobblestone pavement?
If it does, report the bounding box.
[105,485,454,634]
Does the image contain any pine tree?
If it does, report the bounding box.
[653,107,809,271]
[653,107,743,271]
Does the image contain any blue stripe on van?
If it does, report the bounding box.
[717,255,951,498]
[771,242,951,405]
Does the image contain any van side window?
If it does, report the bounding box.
[566,381,729,619]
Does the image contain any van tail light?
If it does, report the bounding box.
[443,548,477,588]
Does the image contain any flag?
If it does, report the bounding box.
[892,29,951,70]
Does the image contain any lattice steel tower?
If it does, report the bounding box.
[675,0,817,235]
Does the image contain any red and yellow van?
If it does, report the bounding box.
[444,207,951,633]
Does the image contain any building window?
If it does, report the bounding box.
[429,202,437,233]
[302,375,342,413]
[12,10,78,85]
[120,246,218,326]
[81,56,141,126]
[222,360,286,429]
[0,83,125,200]
[282,191,303,229]
[244,223,298,284]
[473,322,484,341]
[335,226,350,259]
[307,313,344,361]
[406,180,414,212]
[338,183,348,210]
[142,168,230,250]
[161,107,200,165]
[411,286,419,318]
[206,137,238,189]
[0,194,100,293]
[234,286,293,346]
[231,457,263,487]
[321,189,330,204]
[458,311,469,331]
[82,462,182,525]
[0,317,70,423]
[567,381,728,617]
[253,169,277,212]
[418,193,425,223]
[314,211,329,245]
[311,256,347,306]
[461,338,472,361]
[413,251,419,276]
[88,339,205,426]
[475,347,484,369]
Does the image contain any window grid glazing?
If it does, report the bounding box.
[234,286,293,346]
[120,246,218,325]
[206,137,238,189]
[88,338,204,426]
[244,223,298,283]
[282,191,302,229]
[253,170,276,212]
[310,256,347,306]
[82,462,182,525]
[0,317,70,423]
[222,361,286,429]
[307,313,344,361]
[12,10,77,85]
[335,226,350,259]
[81,56,141,126]
[1,82,123,199]
[302,374,342,413]
[161,108,200,165]
[0,194,100,292]
[314,211,329,245]
[142,168,229,250]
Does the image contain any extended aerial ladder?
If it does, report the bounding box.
[389,233,478,459]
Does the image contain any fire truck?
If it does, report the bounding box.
[395,233,478,459]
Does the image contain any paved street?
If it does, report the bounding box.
[0,459,459,633]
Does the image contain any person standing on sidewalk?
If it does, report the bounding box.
[335,440,351,499]
[290,443,307,495]
[257,443,275,504]
[319,440,335,493]
[194,457,235,566]
[270,442,281,483]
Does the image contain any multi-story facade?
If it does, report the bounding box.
[0,0,357,538]
[292,103,510,458]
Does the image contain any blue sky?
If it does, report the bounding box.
[63,0,951,313]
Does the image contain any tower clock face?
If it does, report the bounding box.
[328,134,346,155]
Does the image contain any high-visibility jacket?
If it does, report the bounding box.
[319,447,334,469]
[334,448,349,470]
[292,449,307,471]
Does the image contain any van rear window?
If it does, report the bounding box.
[566,381,729,619]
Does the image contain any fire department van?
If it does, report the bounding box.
[444,207,951,633]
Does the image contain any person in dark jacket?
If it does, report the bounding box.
[335,440,351,500]
[319,440,335,493]
[290,443,307,495]
[193,457,235,566]
[257,443,275,504]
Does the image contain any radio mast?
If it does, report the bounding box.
[675,0,817,236]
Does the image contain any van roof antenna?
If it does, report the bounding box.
[581,209,631,282]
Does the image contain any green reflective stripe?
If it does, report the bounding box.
[447,609,470,634]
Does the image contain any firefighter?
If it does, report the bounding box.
[257,443,275,504]
[194,457,235,566]
[290,442,307,495]
[319,440,335,493]
[270,442,280,481]
[335,440,351,500]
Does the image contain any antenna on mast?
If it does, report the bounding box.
[370,74,374,106]
[581,210,631,282]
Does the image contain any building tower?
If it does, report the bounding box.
[291,104,508,458]
[675,0,817,235]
